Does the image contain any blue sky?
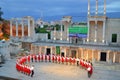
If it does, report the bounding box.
[0,0,120,22]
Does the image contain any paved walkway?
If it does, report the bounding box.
[0,59,120,80]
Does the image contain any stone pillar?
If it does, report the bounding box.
[60,21,63,40]
[113,52,116,63]
[32,19,35,28]
[54,27,56,40]
[98,51,101,61]
[21,19,24,37]
[87,49,89,60]
[45,46,47,55]
[95,0,98,15]
[32,19,35,37]
[37,46,39,54]
[88,0,90,16]
[76,49,78,58]
[87,20,90,42]
[64,48,66,57]
[81,48,84,59]
[15,19,18,37]
[39,46,41,54]
[94,20,97,42]
[28,19,30,37]
[106,51,110,63]
[51,47,52,60]
[10,20,13,37]
[102,20,106,43]
[87,0,90,42]
[35,46,37,54]
[67,28,69,41]
[104,0,106,16]
[92,49,95,63]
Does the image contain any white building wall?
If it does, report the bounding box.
[106,18,120,45]
[36,33,48,41]
[9,42,22,55]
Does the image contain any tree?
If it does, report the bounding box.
[0,7,3,21]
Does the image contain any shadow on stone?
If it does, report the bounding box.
[0,76,20,80]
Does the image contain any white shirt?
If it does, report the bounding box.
[31,66,34,70]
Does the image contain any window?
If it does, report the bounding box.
[112,34,117,43]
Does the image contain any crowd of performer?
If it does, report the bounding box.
[16,56,34,77]
[16,54,93,78]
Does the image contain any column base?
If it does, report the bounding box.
[54,38,56,40]
[60,38,62,40]
[67,38,69,41]
[102,40,105,43]
[94,39,97,42]
[87,39,89,42]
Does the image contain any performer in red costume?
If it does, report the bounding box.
[87,63,93,78]
[37,55,40,62]
[41,54,43,62]
[65,57,68,65]
[61,57,64,64]
[47,55,49,62]
[72,57,76,66]
[55,55,57,63]
[49,54,51,62]
[45,55,47,62]
[28,66,31,76]
[34,55,37,62]
[69,57,72,65]
[58,56,60,64]
[28,55,31,63]
[52,55,55,63]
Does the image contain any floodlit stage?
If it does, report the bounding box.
[0,59,120,80]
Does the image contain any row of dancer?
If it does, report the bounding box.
[16,57,34,77]
[16,54,93,78]
[31,54,93,78]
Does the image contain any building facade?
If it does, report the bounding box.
[29,0,120,64]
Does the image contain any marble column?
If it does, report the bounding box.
[87,0,90,42]
[104,0,106,15]
[87,49,89,60]
[54,27,56,40]
[87,20,90,42]
[94,20,97,42]
[107,51,110,63]
[21,19,24,37]
[67,28,69,41]
[81,48,84,59]
[39,46,41,54]
[92,49,95,62]
[15,19,18,37]
[64,48,66,57]
[102,20,106,43]
[88,0,90,16]
[35,46,37,54]
[113,52,116,63]
[51,47,53,60]
[60,21,63,40]
[10,20,13,37]
[28,19,30,37]
[95,0,98,15]
[98,51,101,61]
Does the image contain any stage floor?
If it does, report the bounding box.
[0,59,120,80]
